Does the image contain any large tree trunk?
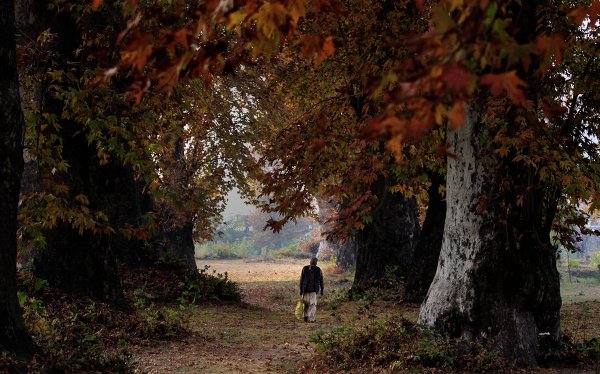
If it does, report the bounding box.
[0,0,35,355]
[149,135,198,269]
[151,223,197,269]
[316,197,356,269]
[34,230,124,302]
[405,172,446,302]
[31,139,141,302]
[165,223,196,268]
[20,7,148,302]
[419,104,561,366]
[352,175,420,291]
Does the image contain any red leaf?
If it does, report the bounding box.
[172,29,190,49]
[569,2,600,26]
[536,34,565,72]
[441,63,474,93]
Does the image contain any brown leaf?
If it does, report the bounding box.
[569,2,600,26]
[536,34,565,73]
[310,138,326,152]
[475,195,487,214]
[172,29,190,49]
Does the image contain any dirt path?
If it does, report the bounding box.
[131,260,600,373]
[131,304,318,373]
[131,259,363,373]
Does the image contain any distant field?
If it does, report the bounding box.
[196,258,311,283]
[198,259,600,303]
[560,270,600,303]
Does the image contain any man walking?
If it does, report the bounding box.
[299,257,324,323]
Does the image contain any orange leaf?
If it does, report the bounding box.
[496,147,509,158]
[447,100,466,128]
[299,35,336,65]
[116,13,142,45]
[92,0,102,11]
[479,71,531,109]
[319,36,336,64]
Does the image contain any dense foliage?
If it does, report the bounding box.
[1,0,600,370]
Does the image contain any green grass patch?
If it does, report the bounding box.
[560,269,600,303]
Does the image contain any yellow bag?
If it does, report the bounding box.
[294,300,303,319]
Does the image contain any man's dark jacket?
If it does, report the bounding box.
[300,265,324,295]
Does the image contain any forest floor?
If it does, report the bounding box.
[130,259,418,373]
[129,259,600,374]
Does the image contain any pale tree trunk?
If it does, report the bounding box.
[352,175,420,291]
[419,103,561,366]
[0,0,35,355]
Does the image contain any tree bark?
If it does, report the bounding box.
[31,145,139,302]
[34,229,124,302]
[352,175,420,291]
[150,135,198,269]
[419,103,561,366]
[153,223,197,269]
[316,197,356,269]
[20,7,147,302]
[405,172,446,302]
[165,223,196,268]
[0,0,35,355]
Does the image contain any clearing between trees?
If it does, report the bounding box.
[129,259,600,374]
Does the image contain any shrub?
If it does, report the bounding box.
[306,317,510,373]
[178,265,241,304]
[568,258,581,269]
[16,272,135,373]
[591,252,600,272]
[272,244,311,259]
[12,265,242,374]
[196,242,243,259]
[140,307,186,339]
[196,239,260,259]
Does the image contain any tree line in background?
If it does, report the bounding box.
[196,211,317,259]
[1,0,599,369]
